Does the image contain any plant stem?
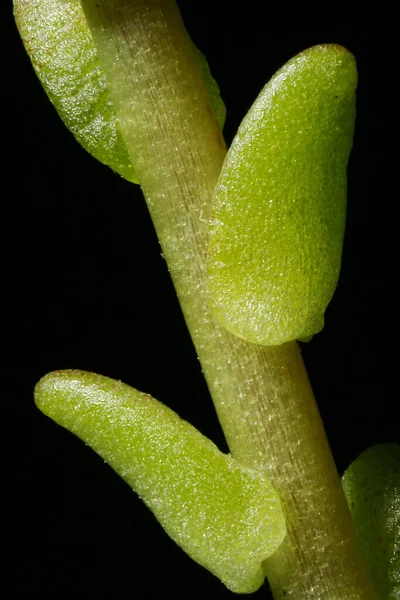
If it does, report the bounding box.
[81,1,377,597]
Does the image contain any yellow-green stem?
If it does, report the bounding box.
[81,1,377,597]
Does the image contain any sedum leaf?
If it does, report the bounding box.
[14,0,225,184]
[14,0,136,182]
[35,370,286,593]
[342,444,400,600]
[206,45,357,346]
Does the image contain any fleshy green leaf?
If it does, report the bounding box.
[342,444,400,600]
[35,370,286,593]
[206,45,357,346]
[14,0,136,182]
[14,0,225,184]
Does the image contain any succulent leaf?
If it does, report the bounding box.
[35,370,286,593]
[342,444,400,600]
[206,45,357,345]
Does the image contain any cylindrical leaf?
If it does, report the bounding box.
[343,444,400,600]
[35,370,286,593]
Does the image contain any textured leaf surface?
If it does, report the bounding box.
[207,45,357,345]
[14,0,225,183]
[14,0,136,182]
[35,370,286,593]
[342,444,400,600]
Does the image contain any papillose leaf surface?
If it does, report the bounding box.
[14,0,135,181]
[207,45,357,346]
[35,370,286,593]
[14,0,225,183]
[342,444,400,600]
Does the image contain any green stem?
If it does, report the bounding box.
[81,1,377,597]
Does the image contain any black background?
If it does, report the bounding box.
[4,2,396,598]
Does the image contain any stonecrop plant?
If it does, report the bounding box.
[15,1,399,599]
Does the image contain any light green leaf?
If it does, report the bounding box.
[342,444,400,600]
[206,45,357,346]
[14,0,225,184]
[35,370,286,593]
[14,0,136,182]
